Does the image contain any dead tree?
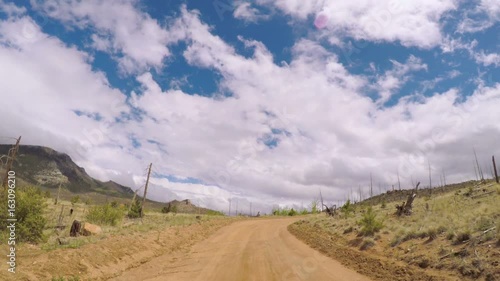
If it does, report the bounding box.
[396,182,420,216]
[493,156,499,183]
[323,204,337,217]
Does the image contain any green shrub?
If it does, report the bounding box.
[0,186,47,243]
[110,200,119,208]
[206,210,224,216]
[272,207,294,216]
[358,207,383,236]
[44,190,51,198]
[70,195,80,205]
[311,200,319,214]
[127,198,142,218]
[300,208,309,215]
[161,204,178,214]
[86,203,124,226]
[341,199,355,218]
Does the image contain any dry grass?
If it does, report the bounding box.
[292,180,500,280]
[40,198,231,251]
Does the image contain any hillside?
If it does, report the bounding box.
[0,144,134,197]
[290,180,500,281]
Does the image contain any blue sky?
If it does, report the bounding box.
[0,0,498,213]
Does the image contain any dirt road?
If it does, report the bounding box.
[110,217,371,281]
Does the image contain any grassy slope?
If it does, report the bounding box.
[289,181,500,281]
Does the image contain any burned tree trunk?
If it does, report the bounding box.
[323,204,337,217]
[396,182,420,216]
[70,220,81,237]
[493,156,499,184]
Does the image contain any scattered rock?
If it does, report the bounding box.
[81,222,102,236]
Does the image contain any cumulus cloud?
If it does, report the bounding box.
[0,11,132,181]
[256,0,457,48]
[125,7,500,212]
[30,0,181,74]
[1,2,499,214]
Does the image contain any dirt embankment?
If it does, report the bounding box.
[0,218,235,281]
[288,220,457,281]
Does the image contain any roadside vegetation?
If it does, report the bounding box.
[271,200,322,216]
[0,182,229,256]
[0,185,48,243]
[289,180,500,280]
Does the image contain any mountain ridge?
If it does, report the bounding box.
[0,144,134,198]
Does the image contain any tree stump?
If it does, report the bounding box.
[69,220,81,237]
[396,182,420,216]
[323,204,337,217]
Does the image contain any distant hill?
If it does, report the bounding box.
[0,144,135,199]
[164,199,222,215]
[358,180,479,206]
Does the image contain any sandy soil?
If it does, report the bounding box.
[0,218,235,281]
[110,217,371,281]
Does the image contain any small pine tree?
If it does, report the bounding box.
[341,199,354,218]
[358,207,384,236]
[127,198,142,218]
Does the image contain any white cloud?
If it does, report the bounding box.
[233,1,269,23]
[0,10,132,181]
[440,36,499,67]
[440,36,477,53]
[457,0,500,33]
[124,7,500,213]
[374,55,428,104]
[473,51,500,67]
[31,0,181,74]
[2,3,500,214]
[0,0,27,16]
[256,0,457,48]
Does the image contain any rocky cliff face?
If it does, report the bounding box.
[0,144,133,197]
